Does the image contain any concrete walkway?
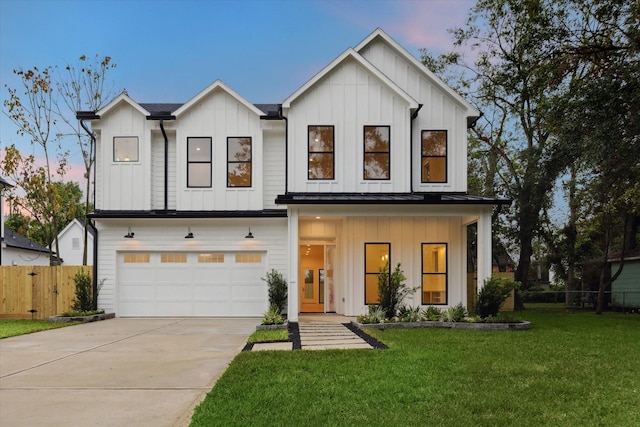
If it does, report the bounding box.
[251,314,374,351]
[0,318,256,427]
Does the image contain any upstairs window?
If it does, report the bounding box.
[308,126,334,180]
[187,137,212,188]
[113,136,139,162]
[364,243,390,304]
[422,243,447,305]
[364,126,390,180]
[421,130,447,183]
[227,137,252,187]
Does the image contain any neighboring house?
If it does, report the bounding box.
[57,218,94,265]
[610,249,640,309]
[80,29,509,319]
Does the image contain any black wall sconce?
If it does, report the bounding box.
[185,227,194,239]
[124,227,135,238]
[245,227,254,239]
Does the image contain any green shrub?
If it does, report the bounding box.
[357,305,387,324]
[421,306,443,321]
[398,305,422,322]
[476,276,519,318]
[261,304,285,325]
[71,269,93,312]
[443,303,467,322]
[262,270,287,313]
[377,262,416,320]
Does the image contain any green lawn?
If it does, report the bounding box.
[0,319,78,339]
[191,309,640,427]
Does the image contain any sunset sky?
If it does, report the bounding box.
[1,0,475,182]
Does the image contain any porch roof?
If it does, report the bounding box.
[275,193,511,205]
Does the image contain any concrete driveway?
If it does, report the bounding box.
[0,318,256,427]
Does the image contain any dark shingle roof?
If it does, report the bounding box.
[139,103,183,115]
[3,226,50,254]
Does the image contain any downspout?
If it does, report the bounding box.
[278,105,288,194]
[410,104,424,193]
[146,113,176,211]
[88,220,99,310]
[160,120,168,210]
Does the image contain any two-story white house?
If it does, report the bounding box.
[80,29,509,320]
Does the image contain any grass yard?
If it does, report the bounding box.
[0,319,78,339]
[191,309,640,427]
[248,329,289,343]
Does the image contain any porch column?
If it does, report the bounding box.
[477,207,493,290]
[287,208,299,322]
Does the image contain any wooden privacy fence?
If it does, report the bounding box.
[0,266,92,320]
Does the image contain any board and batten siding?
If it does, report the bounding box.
[95,103,152,211]
[359,40,469,193]
[94,218,288,315]
[287,57,412,194]
[263,128,286,209]
[341,215,465,316]
[150,130,177,210]
[175,89,264,211]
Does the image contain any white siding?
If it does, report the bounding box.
[263,128,286,209]
[360,40,469,192]
[94,103,151,211]
[175,89,264,211]
[94,218,288,315]
[287,57,412,194]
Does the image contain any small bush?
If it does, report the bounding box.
[261,304,285,325]
[377,262,417,320]
[71,269,93,312]
[398,305,422,322]
[262,270,287,314]
[443,303,467,322]
[357,305,387,324]
[421,306,443,321]
[476,276,519,318]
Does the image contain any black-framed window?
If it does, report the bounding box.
[227,137,252,187]
[421,130,447,183]
[113,136,139,162]
[364,126,390,180]
[187,137,212,188]
[308,125,334,180]
[365,242,390,304]
[422,243,447,305]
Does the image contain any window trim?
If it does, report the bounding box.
[421,130,448,183]
[113,136,139,163]
[363,125,391,180]
[364,242,391,305]
[308,125,335,181]
[226,136,252,188]
[421,242,448,305]
[187,137,212,188]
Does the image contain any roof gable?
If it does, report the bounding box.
[173,80,264,117]
[355,28,480,118]
[97,92,150,118]
[57,218,94,240]
[282,48,418,110]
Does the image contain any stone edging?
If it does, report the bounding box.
[352,320,531,331]
[255,321,288,331]
[49,312,115,323]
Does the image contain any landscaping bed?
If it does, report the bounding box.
[49,312,115,323]
[352,319,531,331]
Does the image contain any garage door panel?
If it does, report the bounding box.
[118,251,266,317]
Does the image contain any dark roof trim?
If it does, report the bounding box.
[76,111,100,120]
[146,114,176,121]
[88,210,288,219]
[275,192,511,205]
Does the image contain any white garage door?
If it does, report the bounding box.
[118,252,267,317]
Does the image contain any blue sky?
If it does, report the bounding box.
[1,0,474,178]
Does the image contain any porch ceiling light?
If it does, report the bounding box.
[185,227,194,239]
[124,227,135,238]
[245,227,254,239]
